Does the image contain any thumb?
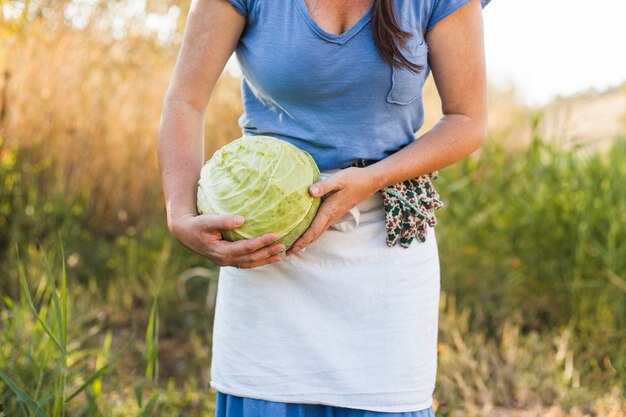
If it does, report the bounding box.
[309,176,342,198]
[203,214,245,231]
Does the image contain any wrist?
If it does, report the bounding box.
[362,163,390,192]
[167,208,197,233]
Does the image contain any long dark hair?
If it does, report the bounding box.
[372,0,423,73]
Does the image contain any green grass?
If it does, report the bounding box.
[436,133,626,391]
[0,239,217,415]
[0,236,163,417]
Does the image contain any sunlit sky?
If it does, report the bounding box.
[483,0,626,106]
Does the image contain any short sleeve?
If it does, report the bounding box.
[226,0,248,17]
[426,0,490,32]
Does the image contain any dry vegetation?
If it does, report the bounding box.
[1,1,625,416]
[1,22,242,236]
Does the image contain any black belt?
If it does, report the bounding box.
[350,159,379,168]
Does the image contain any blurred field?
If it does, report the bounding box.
[1,1,626,416]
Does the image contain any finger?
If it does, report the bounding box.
[384,196,402,247]
[309,174,344,198]
[230,241,285,264]
[237,255,283,270]
[221,233,280,257]
[400,206,416,247]
[287,202,334,255]
[198,214,245,232]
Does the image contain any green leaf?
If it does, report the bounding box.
[16,247,65,354]
[135,385,144,409]
[92,330,113,398]
[143,298,159,383]
[58,232,68,349]
[42,249,65,349]
[0,369,49,417]
[64,365,111,403]
[137,392,159,417]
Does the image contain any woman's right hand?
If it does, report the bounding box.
[170,213,285,269]
[158,2,265,267]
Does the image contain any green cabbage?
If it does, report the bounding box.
[197,135,321,250]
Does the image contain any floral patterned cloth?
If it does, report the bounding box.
[351,160,445,248]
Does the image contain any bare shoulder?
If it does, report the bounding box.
[425,0,484,64]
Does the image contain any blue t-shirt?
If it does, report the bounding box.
[227,0,490,170]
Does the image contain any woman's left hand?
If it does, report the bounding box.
[286,167,379,255]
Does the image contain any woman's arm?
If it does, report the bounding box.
[159,0,285,268]
[367,0,487,188]
[287,0,487,255]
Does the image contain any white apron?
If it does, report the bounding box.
[210,179,441,413]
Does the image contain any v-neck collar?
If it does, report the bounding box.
[295,0,374,45]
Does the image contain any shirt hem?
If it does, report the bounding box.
[209,381,434,413]
[225,0,247,17]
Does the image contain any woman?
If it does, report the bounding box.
[158,0,489,415]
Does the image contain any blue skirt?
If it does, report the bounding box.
[215,392,436,417]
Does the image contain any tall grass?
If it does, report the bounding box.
[0,9,242,238]
[0,7,242,292]
[0,236,218,416]
[437,132,626,391]
[1,238,115,416]
[435,292,626,416]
